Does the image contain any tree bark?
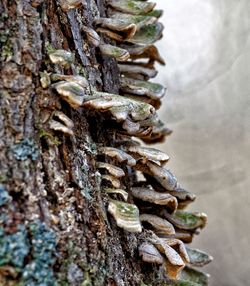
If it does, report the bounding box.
[0,1,158,285]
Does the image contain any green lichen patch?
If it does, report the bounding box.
[11,139,39,161]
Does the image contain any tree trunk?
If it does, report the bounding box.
[0,1,210,285]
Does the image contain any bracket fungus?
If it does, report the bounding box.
[101,175,121,189]
[131,187,177,213]
[120,77,166,100]
[163,210,207,231]
[99,44,130,61]
[97,162,125,178]
[140,214,175,236]
[82,25,101,47]
[121,44,165,65]
[125,145,170,165]
[186,247,213,267]
[49,111,74,136]
[107,0,156,15]
[139,242,164,265]
[180,266,210,286]
[49,49,74,68]
[134,160,179,191]
[109,12,158,30]
[98,147,136,167]
[95,18,137,42]
[45,0,211,284]
[52,81,86,109]
[126,22,164,46]
[51,74,89,89]
[104,188,129,201]
[59,0,86,12]
[118,63,158,80]
[108,199,142,232]
[149,235,187,280]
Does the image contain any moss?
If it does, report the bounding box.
[11,139,39,161]
[45,42,56,54]
[39,129,62,146]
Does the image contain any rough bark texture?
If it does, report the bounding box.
[0,1,162,285]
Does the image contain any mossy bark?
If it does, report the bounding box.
[0,1,165,285]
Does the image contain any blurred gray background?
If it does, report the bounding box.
[154,0,250,285]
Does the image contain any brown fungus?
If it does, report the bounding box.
[101,174,121,189]
[139,242,164,265]
[125,145,169,165]
[104,188,129,201]
[163,210,207,231]
[95,18,137,41]
[49,49,74,68]
[99,44,130,61]
[140,214,175,236]
[163,238,190,264]
[97,162,125,178]
[50,74,89,89]
[134,160,178,191]
[120,77,166,100]
[82,25,101,47]
[121,44,165,65]
[118,63,158,79]
[131,187,177,212]
[98,146,136,166]
[52,81,85,108]
[59,0,86,12]
[149,235,186,280]
[49,120,74,136]
[83,91,156,122]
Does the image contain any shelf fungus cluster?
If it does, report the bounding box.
[41,0,212,285]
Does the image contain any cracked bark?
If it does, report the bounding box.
[0,0,164,285]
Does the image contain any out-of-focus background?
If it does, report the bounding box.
[154,0,250,285]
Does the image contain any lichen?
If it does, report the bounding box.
[22,221,57,286]
[0,185,11,206]
[11,138,39,161]
[0,224,30,269]
[0,219,57,285]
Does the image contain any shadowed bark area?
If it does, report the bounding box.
[0,1,162,285]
